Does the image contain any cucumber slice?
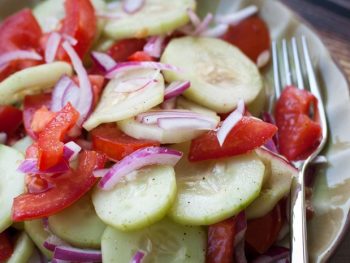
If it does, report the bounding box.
[0,145,24,233]
[104,0,195,40]
[168,143,265,225]
[7,232,34,263]
[12,136,33,155]
[92,165,176,231]
[176,96,219,118]
[101,217,206,263]
[24,220,53,259]
[246,148,296,219]
[33,0,106,34]
[84,69,165,131]
[161,37,264,113]
[0,62,72,105]
[48,194,106,249]
[118,117,207,144]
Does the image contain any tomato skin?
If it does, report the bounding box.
[107,39,146,62]
[0,9,43,81]
[37,103,79,170]
[0,231,13,261]
[23,93,52,139]
[12,150,106,221]
[245,203,283,254]
[91,124,160,161]
[275,86,322,160]
[206,217,236,263]
[189,117,277,162]
[57,0,97,61]
[222,16,270,63]
[0,106,22,135]
[128,51,155,62]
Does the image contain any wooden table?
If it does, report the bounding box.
[281,1,350,262]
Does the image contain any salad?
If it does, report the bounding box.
[0,0,323,262]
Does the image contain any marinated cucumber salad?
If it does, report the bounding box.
[0,0,323,262]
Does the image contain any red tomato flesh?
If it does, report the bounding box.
[128,51,155,62]
[57,0,97,61]
[206,217,236,263]
[91,124,160,161]
[245,203,284,254]
[275,86,322,161]
[12,150,106,221]
[0,231,13,261]
[0,106,22,135]
[222,15,270,63]
[107,38,146,62]
[189,117,277,162]
[37,103,79,170]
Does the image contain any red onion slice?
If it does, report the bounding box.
[53,246,102,262]
[131,250,146,263]
[200,24,229,37]
[256,50,270,68]
[93,168,110,178]
[215,5,258,25]
[193,13,214,35]
[51,259,70,263]
[187,8,201,27]
[122,0,145,14]
[0,132,7,144]
[43,235,70,252]
[63,141,82,161]
[251,246,290,263]
[0,50,42,67]
[61,34,78,46]
[51,75,75,112]
[45,32,62,63]
[62,82,80,108]
[164,81,191,100]
[63,41,93,126]
[18,159,70,175]
[97,146,183,190]
[157,117,216,130]
[91,51,117,72]
[106,61,180,79]
[217,99,245,146]
[27,175,54,194]
[161,97,177,110]
[144,36,165,58]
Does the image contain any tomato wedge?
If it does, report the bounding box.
[206,217,236,263]
[0,9,43,81]
[0,106,22,136]
[189,117,277,162]
[107,38,146,62]
[222,15,270,63]
[37,103,79,170]
[275,86,322,160]
[0,231,13,261]
[245,203,284,254]
[57,0,97,61]
[12,150,106,221]
[91,124,160,161]
[128,51,155,62]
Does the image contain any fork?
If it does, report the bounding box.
[271,36,328,262]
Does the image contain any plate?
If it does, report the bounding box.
[1,0,350,262]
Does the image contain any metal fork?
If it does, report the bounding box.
[271,36,328,262]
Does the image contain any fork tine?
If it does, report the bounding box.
[272,41,281,98]
[291,38,305,89]
[282,39,292,86]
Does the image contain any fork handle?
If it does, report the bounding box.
[290,165,308,263]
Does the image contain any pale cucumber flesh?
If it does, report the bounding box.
[6,232,34,263]
[101,217,206,263]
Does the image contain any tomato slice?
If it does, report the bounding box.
[23,93,52,139]
[91,124,160,161]
[189,117,277,162]
[57,0,97,61]
[12,150,106,221]
[31,106,55,134]
[37,103,79,170]
[0,106,22,136]
[206,217,236,263]
[107,38,146,62]
[128,51,155,62]
[221,15,270,63]
[245,203,284,254]
[0,231,13,261]
[0,9,43,81]
[275,86,322,160]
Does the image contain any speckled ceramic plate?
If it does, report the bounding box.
[1,0,350,262]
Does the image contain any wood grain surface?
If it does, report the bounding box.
[281,1,350,262]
